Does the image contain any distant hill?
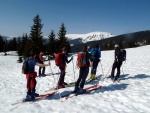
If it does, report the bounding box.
[66,32,114,46]
[1,30,150,53]
[71,30,150,52]
[1,31,114,45]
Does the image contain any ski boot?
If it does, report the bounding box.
[90,74,96,80]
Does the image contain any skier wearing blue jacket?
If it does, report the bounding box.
[24,51,50,101]
[90,43,101,80]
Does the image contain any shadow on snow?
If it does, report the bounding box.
[36,74,150,101]
[120,74,150,80]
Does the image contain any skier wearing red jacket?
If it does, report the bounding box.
[54,47,73,88]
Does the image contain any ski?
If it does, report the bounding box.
[37,72,60,77]
[77,85,102,95]
[46,75,101,92]
[11,90,57,105]
[61,84,98,99]
[64,85,102,100]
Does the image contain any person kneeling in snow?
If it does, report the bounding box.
[24,51,50,101]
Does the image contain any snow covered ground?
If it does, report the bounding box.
[0,45,150,113]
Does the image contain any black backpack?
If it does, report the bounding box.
[120,49,126,61]
[22,58,28,74]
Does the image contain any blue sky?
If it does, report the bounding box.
[0,0,150,37]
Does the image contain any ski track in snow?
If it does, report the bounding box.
[0,45,150,113]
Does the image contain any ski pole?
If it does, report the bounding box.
[55,67,62,101]
[49,65,54,75]
[121,62,125,76]
[49,59,61,101]
[100,61,104,77]
[49,63,58,91]
[102,64,113,80]
[72,59,76,83]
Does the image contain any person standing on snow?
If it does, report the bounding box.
[24,51,50,101]
[73,44,91,93]
[90,43,101,80]
[110,44,123,82]
[55,47,73,88]
[38,51,47,77]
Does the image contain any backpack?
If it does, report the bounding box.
[120,49,126,61]
[54,53,64,67]
[22,58,28,74]
[37,54,43,63]
[77,52,86,68]
[91,48,98,60]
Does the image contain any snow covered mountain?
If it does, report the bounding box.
[66,32,115,45]
[1,31,115,45]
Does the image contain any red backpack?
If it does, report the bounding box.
[77,52,86,68]
[54,53,64,67]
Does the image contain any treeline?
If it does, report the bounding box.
[0,14,70,57]
[71,30,150,52]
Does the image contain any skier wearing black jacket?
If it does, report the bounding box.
[110,44,123,82]
[73,44,91,93]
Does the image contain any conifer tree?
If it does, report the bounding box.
[17,37,22,56]
[47,30,56,55]
[27,14,44,55]
[57,23,71,53]
[17,34,28,56]
[3,40,8,55]
[7,38,17,51]
[0,35,5,52]
[22,33,28,55]
[108,39,113,50]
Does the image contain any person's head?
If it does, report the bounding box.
[62,47,66,53]
[83,44,88,51]
[39,51,44,55]
[29,51,36,58]
[95,43,100,48]
[114,44,119,49]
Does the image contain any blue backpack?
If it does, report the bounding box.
[91,48,98,60]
